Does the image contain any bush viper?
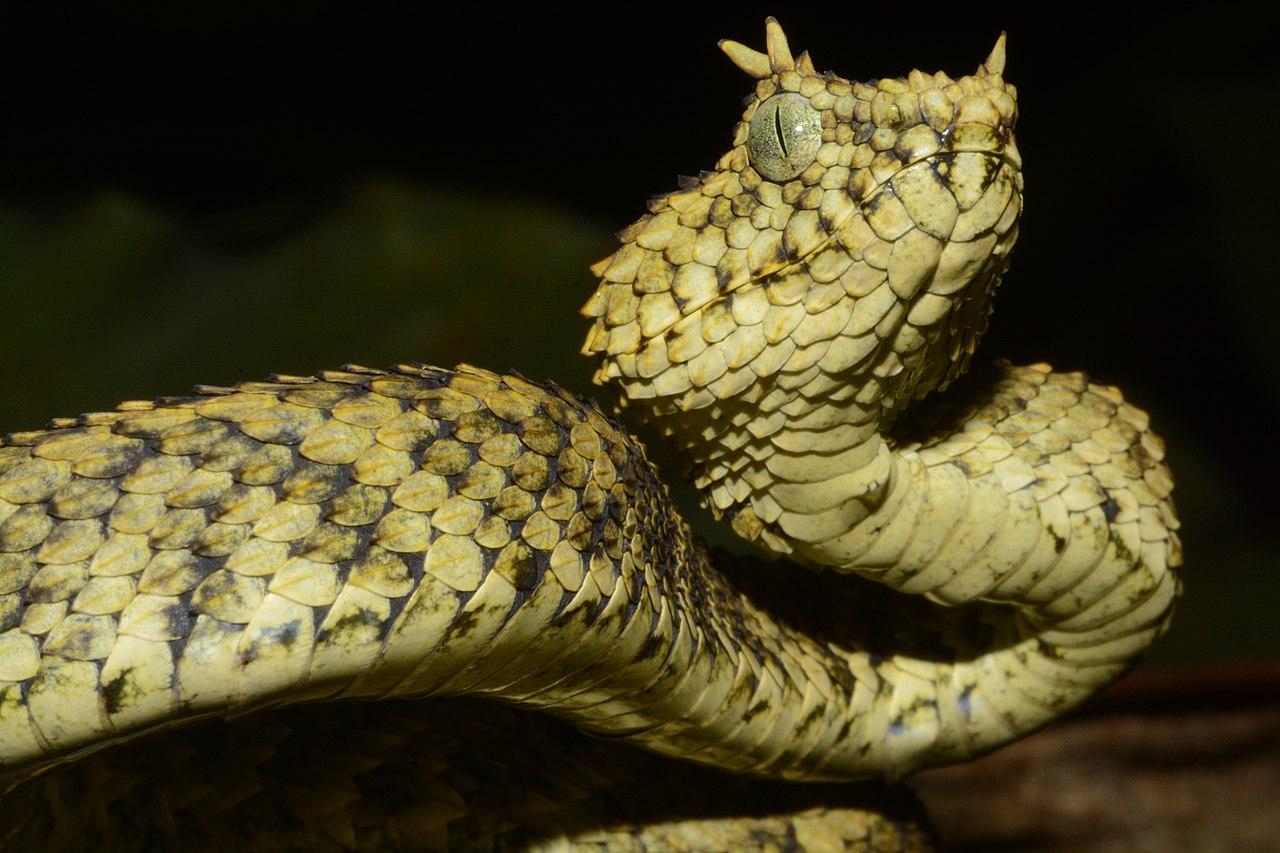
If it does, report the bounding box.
[0,18,1179,851]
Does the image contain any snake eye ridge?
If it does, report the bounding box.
[747,93,822,182]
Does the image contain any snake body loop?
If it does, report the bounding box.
[0,19,1179,849]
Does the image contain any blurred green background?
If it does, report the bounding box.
[0,186,610,423]
[1,5,1276,666]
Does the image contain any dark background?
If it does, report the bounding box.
[0,4,1275,663]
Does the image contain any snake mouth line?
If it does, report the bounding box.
[624,149,1018,352]
[857,146,1017,208]
[763,145,1017,285]
[588,132,1018,368]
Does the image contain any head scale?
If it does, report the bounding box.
[583,19,1022,434]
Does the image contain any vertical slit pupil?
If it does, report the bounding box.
[773,104,789,157]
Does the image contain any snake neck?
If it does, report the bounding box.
[633,242,1010,560]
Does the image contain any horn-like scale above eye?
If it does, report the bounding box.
[747,93,822,182]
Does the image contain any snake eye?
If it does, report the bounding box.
[747,93,822,182]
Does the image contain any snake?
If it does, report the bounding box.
[0,19,1181,850]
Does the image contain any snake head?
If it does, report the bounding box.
[583,19,1023,423]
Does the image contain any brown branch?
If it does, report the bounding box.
[914,665,1280,850]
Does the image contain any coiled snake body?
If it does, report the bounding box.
[0,21,1180,850]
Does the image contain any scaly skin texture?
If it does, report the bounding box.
[0,19,1178,850]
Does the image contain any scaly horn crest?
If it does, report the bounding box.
[764,17,794,72]
[980,32,1008,76]
[718,38,771,78]
[718,17,808,79]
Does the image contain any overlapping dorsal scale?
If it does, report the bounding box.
[0,364,686,769]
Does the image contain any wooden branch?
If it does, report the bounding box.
[914,664,1280,850]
